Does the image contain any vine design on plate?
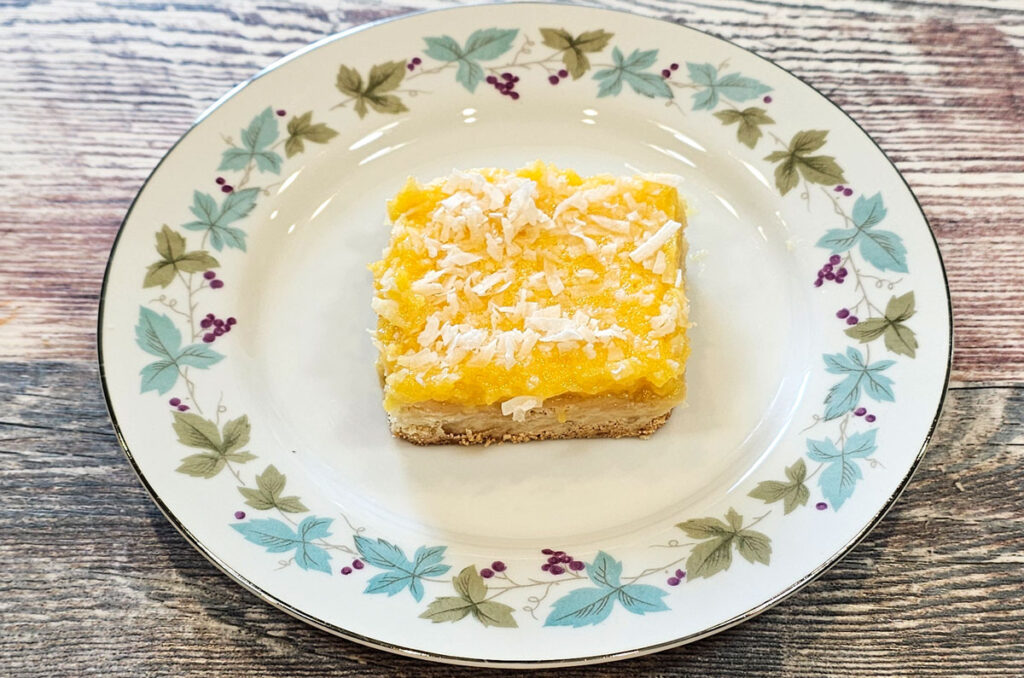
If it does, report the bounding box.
[235,514,690,629]
[130,23,923,631]
[752,188,916,513]
[133,104,341,573]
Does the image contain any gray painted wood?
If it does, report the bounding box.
[2,0,1022,675]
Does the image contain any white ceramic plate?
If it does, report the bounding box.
[100,3,951,667]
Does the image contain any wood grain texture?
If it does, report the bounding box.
[2,363,1022,676]
[1,0,1022,382]
[1,0,1023,675]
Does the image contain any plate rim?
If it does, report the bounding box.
[97,1,954,667]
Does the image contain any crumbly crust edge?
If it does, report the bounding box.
[390,410,673,446]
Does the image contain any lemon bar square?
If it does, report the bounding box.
[369,162,689,445]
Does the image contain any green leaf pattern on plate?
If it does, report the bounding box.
[421,566,518,628]
[336,61,410,117]
[677,508,772,579]
[285,111,338,158]
[143,225,219,288]
[238,464,309,512]
[713,107,774,149]
[539,28,613,79]
[765,130,847,195]
[748,459,810,515]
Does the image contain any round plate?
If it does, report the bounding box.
[100,3,951,667]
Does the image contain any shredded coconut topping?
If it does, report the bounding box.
[370,163,689,409]
[629,219,683,264]
[501,396,544,422]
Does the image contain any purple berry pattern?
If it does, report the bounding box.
[199,313,236,343]
[539,548,584,575]
[203,269,226,289]
[853,407,877,423]
[814,253,849,287]
[486,72,521,99]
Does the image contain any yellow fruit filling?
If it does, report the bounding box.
[370,161,689,417]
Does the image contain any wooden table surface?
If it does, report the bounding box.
[2,0,1022,675]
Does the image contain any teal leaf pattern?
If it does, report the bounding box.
[594,47,672,99]
[218,107,282,175]
[859,228,908,273]
[545,587,617,627]
[806,431,877,509]
[816,193,908,272]
[615,583,671,616]
[822,347,896,420]
[135,306,181,358]
[182,188,259,252]
[232,516,333,573]
[544,552,669,627]
[176,344,224,369]
[139,360,178,395]
[355,536,451,602]
[462,28,519,60]
[134,307,223,394]
[456,59,485,93]
[423,35,462,61]
[423,29,518,93]
[852,191,888,229]
[686,62,771,110]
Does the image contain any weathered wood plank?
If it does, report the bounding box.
[1,361,1022,676]
[0,0,1021,382]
